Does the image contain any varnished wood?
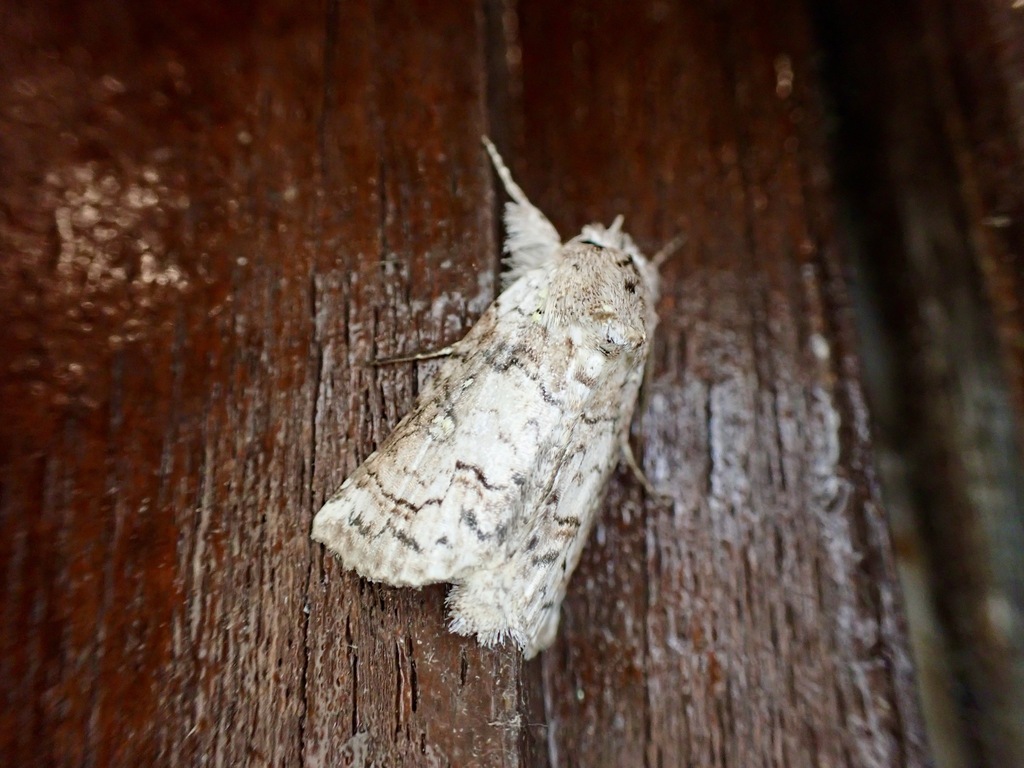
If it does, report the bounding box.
[819,0,1024,764]
[0,0,958,765]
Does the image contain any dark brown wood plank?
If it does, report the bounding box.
[1,0,936,766]
[816,0,1024,764]
[305,2,532,766]
[0,1,527,765]
[512,1,929,765]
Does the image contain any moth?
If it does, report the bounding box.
[313,138,668,658]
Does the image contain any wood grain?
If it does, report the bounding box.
[0,0,937,765]
[817,0,1024,764]
[513,1,927,765]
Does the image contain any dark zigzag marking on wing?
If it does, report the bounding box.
[581,412,618,426]
[481,339,568,408]
[364,467,445,514]
[450,506,512,545]
[454,460,503,492]
[531,550,560,566]
[385,522,423,553]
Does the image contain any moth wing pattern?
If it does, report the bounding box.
[312,275,559,588]
[313,138,661,657]
[445,351,648,656]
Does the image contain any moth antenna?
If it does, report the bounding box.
[482,136,533,209]
[607,215,625,236]
[651,233,687,269]
[482,136,562,283]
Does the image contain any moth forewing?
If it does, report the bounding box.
[312,139,661,658]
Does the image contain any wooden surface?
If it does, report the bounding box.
[0,0,946,765]
[817,0,1024,765]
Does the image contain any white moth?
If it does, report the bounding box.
[313,138,665,658]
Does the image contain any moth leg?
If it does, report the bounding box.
[620,438,662,498]
[651,233,688,268]
[370,345,458,366]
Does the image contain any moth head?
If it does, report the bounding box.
[546,241,656,356]
[572,216,661,297]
